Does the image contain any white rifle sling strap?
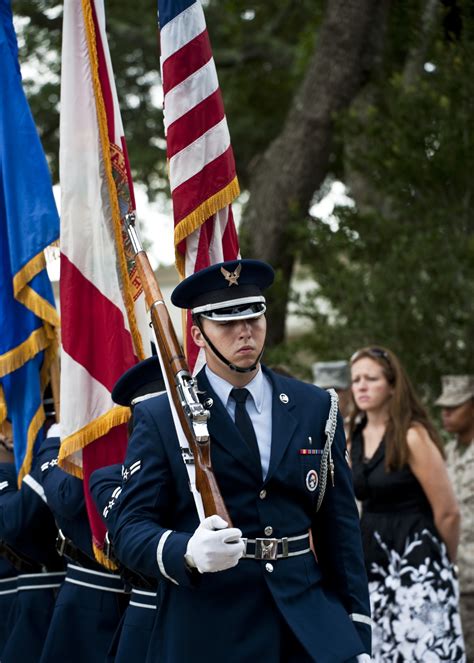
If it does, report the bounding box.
[317,388,339,512]
[152,331,205,522]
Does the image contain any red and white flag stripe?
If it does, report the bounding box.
[158,0,240,372]
[59,0,149,563]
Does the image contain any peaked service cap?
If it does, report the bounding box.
[171,259,274,322]
[112,357,166,407]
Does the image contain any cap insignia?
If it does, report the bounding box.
[221,263,242,287]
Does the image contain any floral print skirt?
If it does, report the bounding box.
[367,528,465,662]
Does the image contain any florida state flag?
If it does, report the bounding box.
[59,0,149,565]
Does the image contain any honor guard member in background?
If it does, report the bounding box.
[313,361,352,423]
[0,552,17,657]
[91,463,158,663]
[38,430,128,663]
[435,374,474,660]
[0,438,65,663]
[113,259,372,663]
[0,422,18,657]
[89,357,166,663]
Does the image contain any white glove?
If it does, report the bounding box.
[357,655,372,662]
[185,515,245,574]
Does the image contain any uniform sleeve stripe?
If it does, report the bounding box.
[350,613,373,628]
[156,530,179,585]
[22,474,47,503]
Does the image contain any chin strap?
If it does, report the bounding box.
[196,318,264,373]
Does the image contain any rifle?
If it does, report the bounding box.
[125,212,232,525]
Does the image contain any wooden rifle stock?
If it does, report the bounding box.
[125,214,232,525]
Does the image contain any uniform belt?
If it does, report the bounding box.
[17,571,66,591]
[243,533,310,560]
[120,565,157,592]
[103,533,156,592]
[129,588,157,610]
[0,576,17,596]
[0,540,42,573]
[65,563,127,593]
[56,529,101,570]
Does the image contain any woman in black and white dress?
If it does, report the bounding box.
[349,347,465,662]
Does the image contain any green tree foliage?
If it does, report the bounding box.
[14,0,320,192]
[13,0,473,397]
[297,7,474,395]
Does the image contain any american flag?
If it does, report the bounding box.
[158,0,240,372]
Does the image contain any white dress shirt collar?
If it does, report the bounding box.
[204,365,265,413]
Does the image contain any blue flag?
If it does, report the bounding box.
[0,0,60,481]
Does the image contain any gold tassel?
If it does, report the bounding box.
[93,542,118,571]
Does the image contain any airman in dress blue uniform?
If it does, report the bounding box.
[0,556,17,656]
[0,454,65,663]
[37,431,128,663]
[0,433,17,657]
[113,259,372,663]
[90,462,159,663]
[89,356,166,663]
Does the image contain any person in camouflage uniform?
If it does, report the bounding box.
[436,375,474,661]
[312,361,352,421]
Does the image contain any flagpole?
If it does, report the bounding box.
[49,355,60,423]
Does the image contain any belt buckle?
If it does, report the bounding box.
[255,538,278,560]
[56,529,66,557]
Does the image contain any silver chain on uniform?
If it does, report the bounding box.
[316,388,339,512]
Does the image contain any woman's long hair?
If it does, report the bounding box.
[348,346,444,471]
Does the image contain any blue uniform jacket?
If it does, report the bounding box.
[89,463,124,542]
[113,367,371,663]
[0,554,17,656]
[0,460,65,663]
[37,438,128,663]
[37,436,98,561]
[0,461,63,570]
[90,464,158,663]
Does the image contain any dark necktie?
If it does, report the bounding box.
[230,388,261,463]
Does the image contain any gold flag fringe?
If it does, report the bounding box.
[16,286,59,329]
[0,386,7,426]
[81,0,145,362]
[93,542,118,571]
[58,406,131,477]
[174,177,240,278]
[17,404,45,487]
[17,339,58,485]
[0,325,55,379]
[12,250,46,296]
[13,251,60,327]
